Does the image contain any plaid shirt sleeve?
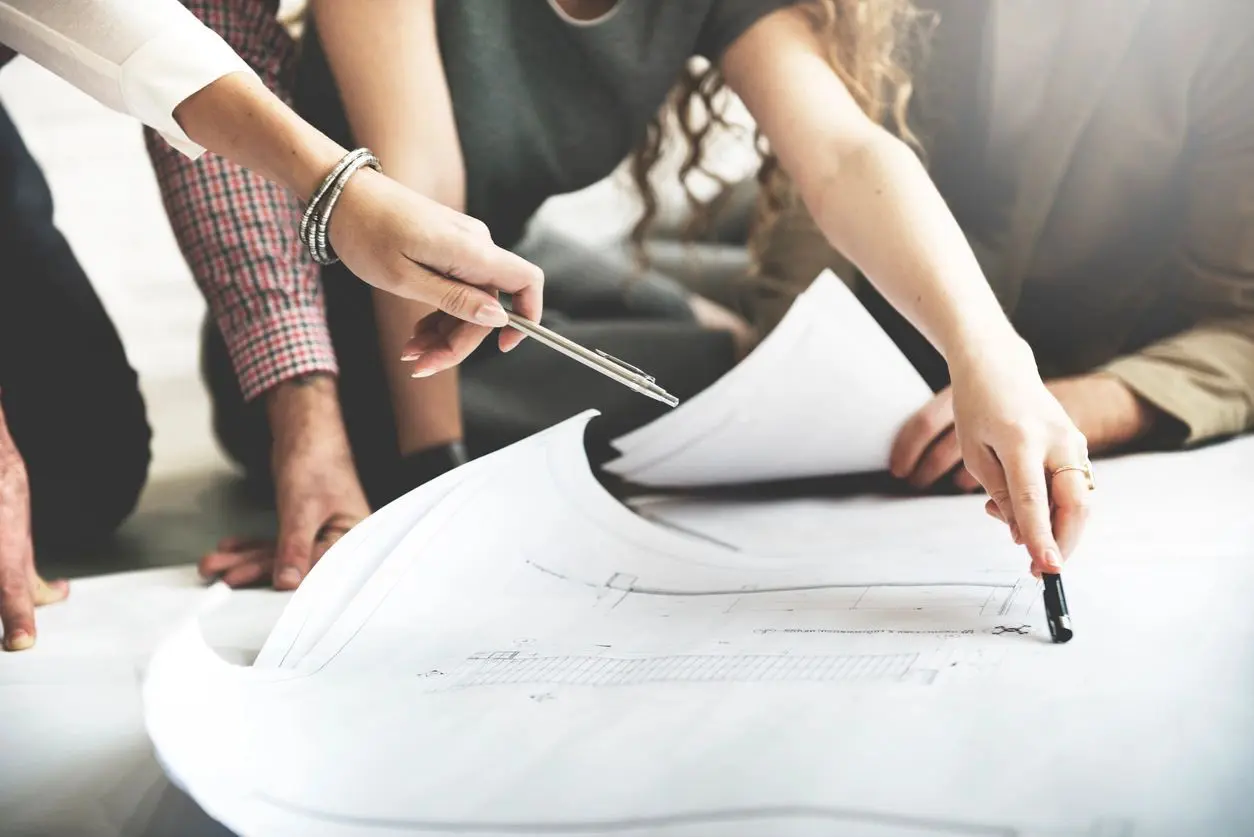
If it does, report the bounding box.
[144,0,337,401]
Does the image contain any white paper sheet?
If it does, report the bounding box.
[603,271,934,487]
[144,414,1254,837]
[0,566,288,837]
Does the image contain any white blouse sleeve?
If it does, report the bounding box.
[0,0,258,158]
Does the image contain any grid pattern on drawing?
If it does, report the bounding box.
[446,653,919,687]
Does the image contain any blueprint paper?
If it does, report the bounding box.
[143,414,1254,837]
[603,271,934,487]
[632,435,1254,565]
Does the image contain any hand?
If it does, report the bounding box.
[688,295,758,361]
[0,413,68,651]
[200,377,370,590]
[172,74,543,371]
[1046,374,1163,452]
[331,169,544,376]
[892,373,1160,493]
[893,340,1092,576]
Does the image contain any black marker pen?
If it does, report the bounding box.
[1042,573,1073,644]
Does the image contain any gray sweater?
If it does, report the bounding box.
[298,0,795,247]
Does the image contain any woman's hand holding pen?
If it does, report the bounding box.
[174,73,544,373]
[328,168,544,372]
[894,337,1094,578]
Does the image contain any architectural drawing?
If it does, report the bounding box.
[142,414,1254,837]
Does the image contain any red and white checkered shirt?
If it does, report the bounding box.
[145,0,336,401]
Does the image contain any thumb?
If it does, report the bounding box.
[273,505,321,591]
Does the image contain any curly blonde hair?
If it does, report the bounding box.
[629,0,928,269]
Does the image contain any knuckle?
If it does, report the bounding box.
[1069,429,1090,454]
[920,414,946,437]
[439,282,474,315]
[461,217,493,242]
[998,420,1033,446]
[1065,491,1094,514]
[0,577,28,601]
[1014,487,1047,507]
[907,411,941,441]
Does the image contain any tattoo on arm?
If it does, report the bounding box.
[288,373,334,388]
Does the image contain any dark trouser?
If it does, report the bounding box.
[0,102,151,548]
[203,227,737,509]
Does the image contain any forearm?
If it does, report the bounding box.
[174,71,345,204]
[146,123,337,400]
[1101,320,1254,444]
[310,0,464,203]
[0,0,251,157]
[144,0,338,401]
[265,374,350,453]
[313,0,467,452]
[722,8,1019,364]
[801,131,1018,363]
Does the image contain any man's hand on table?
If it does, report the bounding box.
[0,405,68,652]
[890,373,1162,494]
[200,375,370,590]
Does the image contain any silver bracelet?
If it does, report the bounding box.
[299,147,382,266]
[313,151,381,264]
[299,148,369,249]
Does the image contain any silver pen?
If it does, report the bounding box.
[506,313,680,408]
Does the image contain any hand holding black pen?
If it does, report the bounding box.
[981,459,1094,643]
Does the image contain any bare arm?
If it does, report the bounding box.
[309,0,466,208]
[721,9,1015,364]
[310,0,531,454]
[175,71,345,204]
[723,8,1091,576]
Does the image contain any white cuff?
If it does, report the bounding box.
[119,26,256,159]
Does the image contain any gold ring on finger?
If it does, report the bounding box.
[1049,459,1095,491]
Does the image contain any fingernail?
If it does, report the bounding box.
[473,303,508,327]
[1044,548,1063,572]
[411,369,435,379]
[5,631,34,651]
[275,567,302,588]
[400,351,422,362]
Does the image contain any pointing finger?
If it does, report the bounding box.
[1048,457,1094,560]
[1002,443,1063,576]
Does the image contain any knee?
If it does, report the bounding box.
[0,137,54,231]
[46,387,152,543]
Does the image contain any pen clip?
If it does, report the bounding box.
[595,349,655,382]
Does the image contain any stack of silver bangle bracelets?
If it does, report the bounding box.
[298,147,382,266]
